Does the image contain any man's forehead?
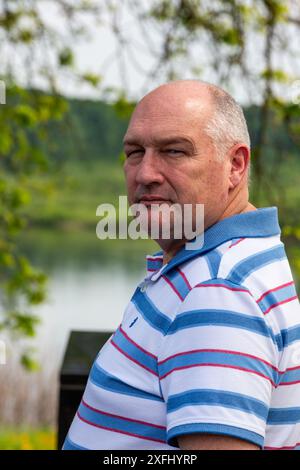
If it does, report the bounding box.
[124,100,209,143]
[123,132,196,147]
[133,95,208,118]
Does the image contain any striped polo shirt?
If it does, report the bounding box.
[63,207,300,450]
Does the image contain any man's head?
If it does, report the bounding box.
[123,80,251,252]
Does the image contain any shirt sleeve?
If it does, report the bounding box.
[157,278,279,448]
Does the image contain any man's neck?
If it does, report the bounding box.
[162,199,257,266]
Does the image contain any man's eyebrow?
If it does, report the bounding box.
[123,136,195,147]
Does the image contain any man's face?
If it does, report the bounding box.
[123,88,232,246]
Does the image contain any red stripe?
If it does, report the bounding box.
[263,296,298,315]
[229,238,245,248]
[162,275,184,301]
[111,340,158,376]
[77,412,166,444]
[279,380,300,386]
[256,281,294,303]
[146,256,163,262]
[81,399,165,429]
[195,283,251,295]
[264,441,300,450]
[158,347,278,371]
[176,268,192,291]
[285,364,300,372]
[119,325,157,359]
[159,362,276,386]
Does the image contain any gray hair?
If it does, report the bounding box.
[204,84,251,157]
[202,83,251,182]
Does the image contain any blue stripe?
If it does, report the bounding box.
[167,389,269,421]
[62,436,88,450]
[279,367,300,385]
[205,250,222,278]
[90,362,163,401]
[258,284,297,314]
[227,245,286,285]
[268,407,300,425]
[78,401,166,442]
[163,270,190,300]
[131,289,172,334]
[112,328,158,375]
[150,250,163,257]
[275,326,300,351]
[167,309,274,343]
[167,422,264,448]
[158,350,278,384]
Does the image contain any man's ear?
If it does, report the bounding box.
[228,144,250,190]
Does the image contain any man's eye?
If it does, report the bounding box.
[127,149,144,157]
[164,149,184,155]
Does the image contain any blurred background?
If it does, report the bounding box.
[0,0,300,450]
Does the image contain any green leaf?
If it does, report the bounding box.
[82,73,101,87]
[14,105,37,127]
[18,29,35,43]
[260,69,290,83]
[58,48,74,67]
[113,94,136,118]
[0,132,13,154]
[20,351,40,372]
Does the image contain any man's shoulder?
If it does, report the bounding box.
[179,234,286,291]
[176,234,299,331]
[217,234,286,287]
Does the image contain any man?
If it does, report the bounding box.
[63,80,300,450]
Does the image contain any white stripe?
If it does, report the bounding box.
[84,380,166,426]
[167,406,266,438]
[160,367,273,402]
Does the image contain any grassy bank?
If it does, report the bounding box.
[21,158,300,230]
[23,160,126,229]
[0,427,56,450]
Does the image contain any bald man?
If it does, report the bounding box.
[63,80,300,451]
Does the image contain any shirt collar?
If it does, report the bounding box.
[145,207,281,280]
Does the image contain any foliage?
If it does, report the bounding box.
[0,87,66,368]
[0,1,102,367]
[0,427,55,450]
[43,94,129,165]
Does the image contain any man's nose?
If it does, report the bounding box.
[135,149,164,186]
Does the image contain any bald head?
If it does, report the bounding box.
[132,79,250,161]
[132,80,213,135]
[137,80,213,111]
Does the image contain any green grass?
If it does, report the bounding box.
[0,427,56,450]
[22,160,127,229]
